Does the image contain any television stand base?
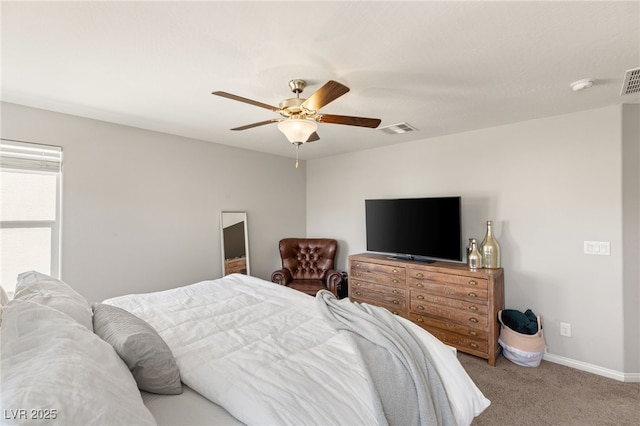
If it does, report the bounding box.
[385,254,435,263]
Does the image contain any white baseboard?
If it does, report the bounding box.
[543,353,640,382]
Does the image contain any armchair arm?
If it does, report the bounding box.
[324,269,343,297]
[271,268,292,285]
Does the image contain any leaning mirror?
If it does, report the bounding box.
[220,211,250,276]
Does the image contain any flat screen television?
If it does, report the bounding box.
[365,196,462,262]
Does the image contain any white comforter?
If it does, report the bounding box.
[104,274,489,425]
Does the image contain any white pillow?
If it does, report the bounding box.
[0,285,8,327]
[0,284,9,306]
[13,271,93,331]
[0,299,157,426]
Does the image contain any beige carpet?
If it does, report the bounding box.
[457,352,640,425]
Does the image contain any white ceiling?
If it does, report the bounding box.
[2,1,639,161]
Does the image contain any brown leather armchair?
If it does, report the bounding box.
[271,238,343,297]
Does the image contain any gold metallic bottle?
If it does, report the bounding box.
[480,220,501,268]
[467,239,483,270]
[466,238,474,259]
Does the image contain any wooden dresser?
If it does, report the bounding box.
[349,253,504,366]
[224,257,247,275]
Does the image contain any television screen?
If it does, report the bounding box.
[365,197,462,262]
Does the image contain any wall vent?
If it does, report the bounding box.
[620,67,640,96]
[379,122,418,135]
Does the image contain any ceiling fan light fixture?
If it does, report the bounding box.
[277,118,318,144]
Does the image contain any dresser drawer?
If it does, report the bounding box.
[352,261,405,276]
[350,283,406,309]
[410,291,488,315]
[350,280,405,298]
[350,292,407,316]
[408,280,488,303]
[408,269,488,289]
[408,313,488,340]
[351,297,407,317]
[421,324,488,355]
[409,300,488,330]
[350,268,405,288]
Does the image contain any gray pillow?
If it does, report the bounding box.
[93,303,182,395]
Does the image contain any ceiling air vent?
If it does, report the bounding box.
[379,122,418,135]
[620,67,640,96]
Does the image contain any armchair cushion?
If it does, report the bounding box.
[279,238,337,280]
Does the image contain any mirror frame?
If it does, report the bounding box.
[220,211,250,276]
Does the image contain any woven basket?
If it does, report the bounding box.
[498,310,546,367]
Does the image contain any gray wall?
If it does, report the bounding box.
[1,102,307,302]
[3,101,637,378]
[622,104,640,375]
[307,105,638,378]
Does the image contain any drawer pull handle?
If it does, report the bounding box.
[355,282,362,287]
[415,283,424,288]
[392,311,399,315]
[417,305,425,310]
[468,305,478,311]
[415,272,424,278]
[469,330,478,336]
[392,300,399,305]
[416,317,424,323]
[417,294,424,300]
[469,317,478,323]
[355,291,362,296]
[469,280,478,286]
[392,289,399,294]
[356,263,361,268]
[468,292,477,298]
[392,268,399,273]
[469,343,479,349]
[392,278,399,283]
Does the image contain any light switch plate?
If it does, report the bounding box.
[584,241,610,255]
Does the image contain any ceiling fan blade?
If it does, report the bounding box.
[317,114,381,128]
[306,132,320,143]
[302,80,350,111]
[212,91,279,112]
[231,119,281,131]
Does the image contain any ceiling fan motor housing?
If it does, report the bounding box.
[288,79,307,94]
[279,97,307,118]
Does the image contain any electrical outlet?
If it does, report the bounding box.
[560,322,572,337]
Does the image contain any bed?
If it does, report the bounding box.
[1,271,490,425]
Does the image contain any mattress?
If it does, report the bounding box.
[142,385,244,426]
[106,273,489,425]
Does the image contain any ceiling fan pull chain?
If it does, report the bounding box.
[294,141,302,169]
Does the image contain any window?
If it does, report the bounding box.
[0,140,62,295]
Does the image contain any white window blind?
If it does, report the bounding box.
[0,139,63,295]
[0,139,62,173]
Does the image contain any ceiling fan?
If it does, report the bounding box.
[212,79,381,167]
